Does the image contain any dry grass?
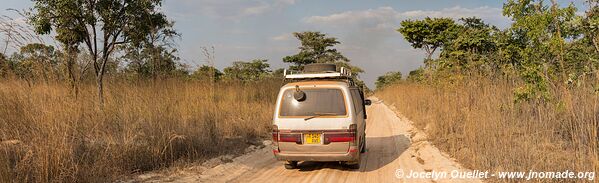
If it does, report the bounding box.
[0,79,280,182]
[377,79,598,182]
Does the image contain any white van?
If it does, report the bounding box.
[271,64,371,169]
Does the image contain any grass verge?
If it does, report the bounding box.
[377,80,598,182]
[0,79,279,182]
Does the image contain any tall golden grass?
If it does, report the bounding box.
[378,79,598,182]
[0,79,280,182]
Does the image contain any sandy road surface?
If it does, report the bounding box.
[134,98,481,183]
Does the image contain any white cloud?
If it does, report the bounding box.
[304,7,398,25]
[303,6,510,28]
[400,6,506,23]
[243,2,271,16]
[271,33,293,41]
[301,6,511,88]
[181,0,298,20]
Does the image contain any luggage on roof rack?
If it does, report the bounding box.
[282,63,357,87]
[283,64,352,80]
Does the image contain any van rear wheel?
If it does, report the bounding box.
[343,161,360,169]
[284,161,298,169]
[360,135,366,153]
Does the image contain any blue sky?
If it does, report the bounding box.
[0,0,588,88]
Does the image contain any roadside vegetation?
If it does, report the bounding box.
[0,0,365,182]
[377,0,598,181]
[0,79,278,182]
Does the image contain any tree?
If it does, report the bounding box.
[333,61,364,77]
[122,45,181,78]
[191,65,223,81]
[375,71,402,89]
[283,31,349,70]
[397,17,459,67]
[0,53,7,77]
[283,31,366,86]
[438,17,498,74]
[406,67,425,82]
[29,0,173,105]
[223,59,271,81]
[503,0,579,101]
[585,0,599,53]
[15,43,59,82]
[271,68,285,78]
[450,17,497,55]
[121,20,180,78]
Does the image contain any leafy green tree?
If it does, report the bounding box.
[375,71,402,89]
[585,0,599,53]
[283,31,349,70]
[29,0,173,105]
[283,31,366,88]
[15,43,59,81]
[438,17,498,74]
[450,17,497,55]
[0,53,7,77]
[271,68,285,78]
[581,0,599,78]
[122,46,181,78]
[121,21,180,78]
[191,65,223,81]
[223,59,271,81]
[397,17,459,67]
[503,0,579,101]
[406,67,425,82]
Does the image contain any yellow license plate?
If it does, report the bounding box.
[304,133,321,144]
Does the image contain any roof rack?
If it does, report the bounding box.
[283,67,356,87]
[283,67,352,79]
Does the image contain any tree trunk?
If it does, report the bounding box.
[96,73,104,106]
[593,36,599,54]
[96,53,110,107]
[66,46,79,97]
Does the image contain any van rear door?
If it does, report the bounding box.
[275,87,352,154]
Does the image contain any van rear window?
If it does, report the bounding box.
[279,88,346,117]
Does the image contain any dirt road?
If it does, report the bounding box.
[134,98,481,183]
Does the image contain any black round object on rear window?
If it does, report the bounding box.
[294,91,306,101]
[303,63,336,73]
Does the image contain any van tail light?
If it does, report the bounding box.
[279,133,302,144]
[324,124,357,145]
[325,134,355,142]
[272,125,279,147]
[272,125,302,144]
[349,124,357,146]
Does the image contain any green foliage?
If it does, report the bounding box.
[21,44,58,76]
[333,61,364,77]
[5,43,61,81]
[191,65,223,81]
[397,17,459,63]
[120,20,181,78]
[582,0,599,57]
[29,0,169,49]
[270,68,285,78]
[223,59,271,81]
[29,0,174,103]
[438,17,499,75]
[283,31,367,89]
[407,67,425,82]
[283,31,349,70]
[502,0,579,101]
[121,45,181,78]
[513,64,550,102]
[0,53,7,77]
[375,71,402,89]
[396,1,597,103]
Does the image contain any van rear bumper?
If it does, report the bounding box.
[274,146,359,162]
